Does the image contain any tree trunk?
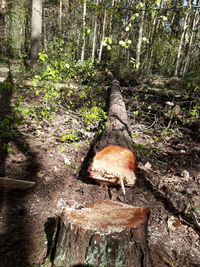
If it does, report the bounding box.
[59,0,63,33]
[142,6,159,74]
[0,0,6,9]
[30,0,43,67]
[81,0,87,62]
[91,0,99,63]
[98,9,107,61]
[182,0,200,75]
[53,200,152,267]
[88,80,137,194]
[174,0,192,76]
[94,79,133,153]
[108,0,115,37]
[8,0,26,58]
[0,0,6,55]
[135,0,146,69]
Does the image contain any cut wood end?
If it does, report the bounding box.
[63,200,150,233]
[88,145,137,190]
[0,177,36,190]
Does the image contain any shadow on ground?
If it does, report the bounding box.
[0,69,40,266]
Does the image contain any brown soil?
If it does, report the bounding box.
[0,70,199,267]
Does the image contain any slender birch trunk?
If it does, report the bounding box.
[59,0,63,33]
[108,0,115,37]
[0,0,6,9]
[91,0,99,63]
[135,0,146,69]
[182,0,200,75]
[98,9,107,61]
[43,7,47,51]
[81,0,87,62]
[174,0,192,76]
[142,6,158,73]
[30,0,43,67]
[8,0,26,58]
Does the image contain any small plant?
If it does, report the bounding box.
[60,130,79,143]
[131,133,139,138]
[2,143,13,153]
[0,114,19,140]
[82,106,108,130]
[59,147,66,153]
[30,37,98,121]
[132,143,158,158]
[190,105,200,119]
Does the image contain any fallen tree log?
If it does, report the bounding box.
[53,200,152,267]
[88,80,137,193]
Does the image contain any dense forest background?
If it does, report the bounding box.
[0,0,200,78]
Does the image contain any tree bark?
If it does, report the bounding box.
[98,9,107,61]
[59,0,63,33]
[81,0,87,62]
[30,0,43,67]
[135,0,146,69]
[91,0,99,63]
[0,0,6,9]
[53,200,152,267]
[182,0,200,75]
[8,0,26,58]
[108,0,115,37]
[174,0,192,76]
[142,5,159,74]
[94,79,133,153]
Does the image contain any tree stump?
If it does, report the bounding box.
[88,80,137,193]
[53,200,152,267]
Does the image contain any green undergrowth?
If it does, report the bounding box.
[28,38,107,127]
[0,82,24,153]
[9,38,108,137]
[1,38,200,153]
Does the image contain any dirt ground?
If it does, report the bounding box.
[0,68,199,267]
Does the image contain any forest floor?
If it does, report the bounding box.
[0,64,200,267]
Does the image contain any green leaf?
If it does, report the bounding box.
[59,147,66,153]
[151,10,156,18]
[60,135,67,142]
[2,143,13,153]
[107,37,112,44]
[130,13,139,20]
[131,133,139,138]
[155,0,161,6]
[23,109,31,115]
[136,2,144,9]
[160,15,167,21]
[141,37,149,43]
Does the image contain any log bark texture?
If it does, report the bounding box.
[53,200,152,267]
[95,79,133,152]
